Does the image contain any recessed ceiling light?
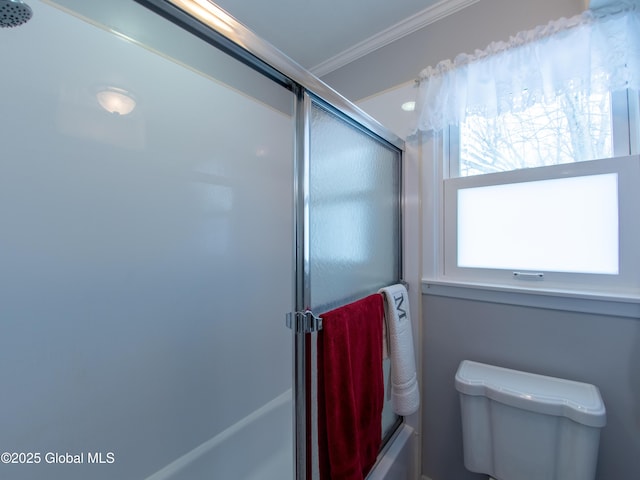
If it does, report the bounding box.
[96,87,136,116]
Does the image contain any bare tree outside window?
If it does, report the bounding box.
[459,92,613,177]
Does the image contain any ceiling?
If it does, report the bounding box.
[26,0,470,140]
[211,0,458,75]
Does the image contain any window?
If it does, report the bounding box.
[456,91,613,177]
[417,5,640,297]
[443,154,639,295]
[441,92,640,295]
[456,173,619,274]
[441,91,640,296]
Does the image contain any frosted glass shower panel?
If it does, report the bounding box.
[0,2,294,479]
[309,103,401,310]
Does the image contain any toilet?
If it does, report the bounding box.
[455,360,606,480]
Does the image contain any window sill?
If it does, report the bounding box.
[421,279,640,319]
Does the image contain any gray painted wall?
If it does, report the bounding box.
[422,294,640,480]
[321,0,586,101]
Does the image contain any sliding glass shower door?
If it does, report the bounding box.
[0,1,294,479]
[1,2,405,479]
[303,97,403,478]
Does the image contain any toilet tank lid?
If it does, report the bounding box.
[455,361,606,427]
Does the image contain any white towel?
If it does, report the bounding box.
[378,284,420,416]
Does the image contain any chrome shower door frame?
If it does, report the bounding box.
[132,2,405,479]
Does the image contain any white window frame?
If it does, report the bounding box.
[422,90,640,303]
[444,156,639,295]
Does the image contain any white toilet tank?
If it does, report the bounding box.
[455,360,606,480]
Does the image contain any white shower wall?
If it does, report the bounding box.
[0,1,294,478]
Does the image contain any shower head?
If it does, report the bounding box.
[0,0,32,28]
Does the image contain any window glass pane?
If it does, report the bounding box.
[457,173,619,274]
[459,92,613,177]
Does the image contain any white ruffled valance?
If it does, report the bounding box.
[415,2,640,132]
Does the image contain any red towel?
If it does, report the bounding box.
[317,293,384,480]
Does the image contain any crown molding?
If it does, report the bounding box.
[310,0,480,77]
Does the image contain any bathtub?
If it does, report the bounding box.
[367,423,416,480]
[144,388,414,480]
[145,390,294,480]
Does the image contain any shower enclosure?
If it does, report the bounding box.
[0,1,404,479]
